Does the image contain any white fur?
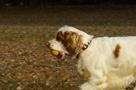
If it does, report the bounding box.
[79,36,136,90]
[48,26,136,90]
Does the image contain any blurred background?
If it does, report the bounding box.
[0,0,136,6]
[0,0,136,90]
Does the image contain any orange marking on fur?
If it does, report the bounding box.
[114,44,121,58]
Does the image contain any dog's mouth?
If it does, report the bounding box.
[46,42,68,59]
[50,49,66,59]
[56,52,65,59]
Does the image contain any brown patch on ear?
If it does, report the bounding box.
[64,31,83,58]
[56,31,65,43]
[114,44,121,58]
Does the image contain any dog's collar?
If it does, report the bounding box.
[76,40,92,58]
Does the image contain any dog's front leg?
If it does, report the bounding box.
[80,82,94,90]
[80,69,108,90]
[80,81,107,90]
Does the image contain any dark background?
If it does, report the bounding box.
[0,0,136,6]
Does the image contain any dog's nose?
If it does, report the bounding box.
[46,42,50,47]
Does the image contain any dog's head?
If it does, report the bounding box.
[46,25,93,59]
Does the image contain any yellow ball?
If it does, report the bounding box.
[50,50,59,56]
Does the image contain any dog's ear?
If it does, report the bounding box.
[56,31,64,41]
[64,31,83,59]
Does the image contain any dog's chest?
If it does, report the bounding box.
[76,59,90,79]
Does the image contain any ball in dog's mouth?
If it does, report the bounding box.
[50,50,59,56]
[50,50,63,59]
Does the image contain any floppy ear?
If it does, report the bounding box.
[64,31,83,58]
[56,31,65,42]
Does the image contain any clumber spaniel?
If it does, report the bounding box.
[46,25,136,90]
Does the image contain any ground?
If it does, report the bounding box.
[0,5,136,90]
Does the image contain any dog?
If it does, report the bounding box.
[46,25,136,90]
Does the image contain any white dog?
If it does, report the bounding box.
[46,25,136,90]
